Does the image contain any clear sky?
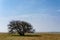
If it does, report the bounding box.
[0,0,60,32]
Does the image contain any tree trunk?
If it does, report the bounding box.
[18,32,24,36]
[17,31,24,36]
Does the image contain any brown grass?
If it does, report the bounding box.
[0,33,60,40]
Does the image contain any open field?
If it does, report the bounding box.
[0,33,60,40]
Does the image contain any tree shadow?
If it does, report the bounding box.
[12,35,42,37]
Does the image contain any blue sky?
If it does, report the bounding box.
[0,0,60,32]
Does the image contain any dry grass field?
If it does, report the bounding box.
[0,33,60,40]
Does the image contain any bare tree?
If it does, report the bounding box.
[8,20,35,36]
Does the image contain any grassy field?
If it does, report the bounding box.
[0,33,60,40]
